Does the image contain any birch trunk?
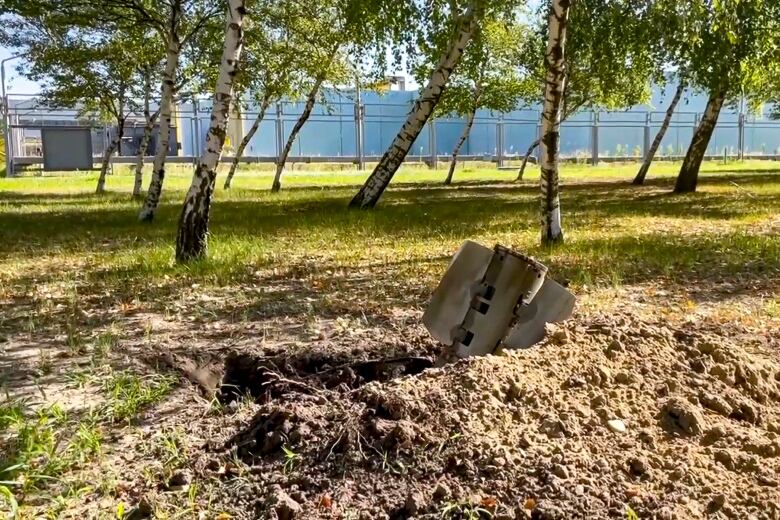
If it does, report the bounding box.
[224,97,270,189]
[539,0,571,245]
[175,0,245,263]
[674,90,725,193]
[633,83,684,186]
[271,67,331,193]
[138,5,182,221]
[516,138,540,181]
[349,1,483,209]
[132,113,159,198]
[96,121,123,194]
[445,107,476,185]
[517,100,580,181]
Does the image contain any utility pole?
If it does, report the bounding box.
[2,54,25,177]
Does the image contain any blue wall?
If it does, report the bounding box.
[179,85,780,159]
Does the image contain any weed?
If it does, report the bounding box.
[37,349,53,376]
[765,298,779,318]
[626,505,639,520]
[102,370,177,423]
[281,445,300,474]
[440,500,493,519]
[69,417,103,462]
[65,370,90,389]
[0,401,102,509]
[93,328,120,361]
[0,465,21,519]
[376,450,408,476]
[188,480,199,510]
[146,427,188,481]
[437,432,462,456]
[65,320,86,356]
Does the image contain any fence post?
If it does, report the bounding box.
[643,112,651,160]
[591,111,599,165]
[536,111,542,163]
[275,102,284,161]
[5,114,14,177]
[2,97,11,177]
[496,115,505,167]
[354,98,364,170]
[429,118,437,169]
[192,99,200,161]
[737,112,745,160]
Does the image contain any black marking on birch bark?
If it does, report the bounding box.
[634,84,684,185]
[349,3,480,209]
[675,91,724,194]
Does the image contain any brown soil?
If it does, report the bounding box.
[3,279,780,519]
[149,306,780,520]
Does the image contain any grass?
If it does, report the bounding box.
[1,161,777,296]
[0,367,176,516]
[0,159,778,515]
[101,370,178,423]
[0,401,96,498]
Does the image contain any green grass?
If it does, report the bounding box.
[1,161,778,318]
[101,370,178,423]
[0,367,176,515]
[0,401,98,497]
[4,158,779,192]
[0,160,778,516]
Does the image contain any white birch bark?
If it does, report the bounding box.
[96,125,122,194]
[132,111,159,198]
[675,90,725,193]
[224,96,270,189]
[138,3,182,221]
[539,0,571,245]
[132,73,161,198]
[271,70,330,193]
[175,0,246,262]
[633,83,684,185]
[349,0,483,208]
[445,107,476,185]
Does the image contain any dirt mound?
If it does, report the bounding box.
[207,312,780,519]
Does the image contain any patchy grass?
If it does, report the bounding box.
[101,370,177,423]
[1,162,777,300]
[0,160,778,516]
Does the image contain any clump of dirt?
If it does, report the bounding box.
[201,312,780,519]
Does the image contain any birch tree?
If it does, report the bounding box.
[0,15,139,193]
[271,46,343,192]
[414,16,535,185]
[135,0,224,220]
[132,64,162,198]
[632,82,684,185]
[223,10,306,189]
[665,0,780,193]
[269,0,373,193]
[539,0,571,245]
[175,0,245,262]
[515,0,662,180]
[349,0,485,209]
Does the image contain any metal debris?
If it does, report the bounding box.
[423,241,575,360]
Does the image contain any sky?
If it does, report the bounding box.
[0,47,40,94]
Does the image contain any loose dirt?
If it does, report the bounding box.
[146,306,780,520]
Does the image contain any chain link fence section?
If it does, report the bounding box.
[5,92,780,175]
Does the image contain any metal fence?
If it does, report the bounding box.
[4,92,780,175]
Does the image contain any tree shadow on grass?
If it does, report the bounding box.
[2,223,776,336]
[2,173,778,264]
